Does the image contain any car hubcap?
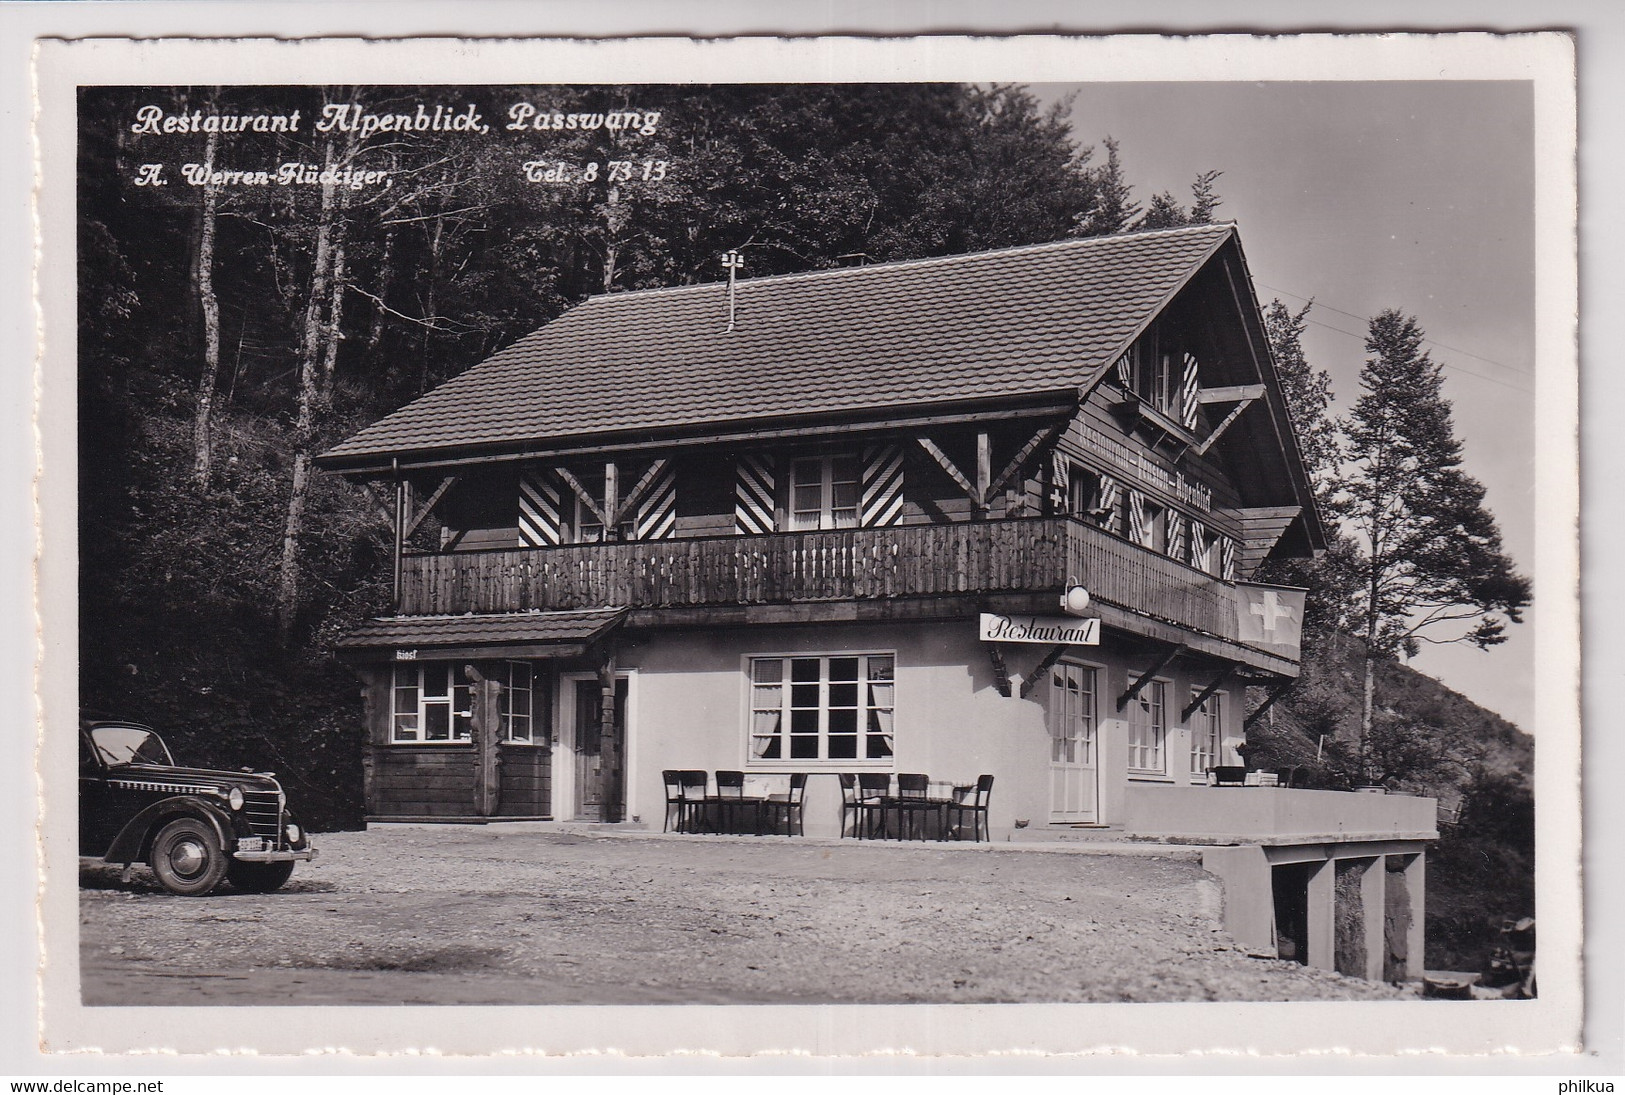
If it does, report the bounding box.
[169,839,206,878]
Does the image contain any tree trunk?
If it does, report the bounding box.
[276,140,339,639]
[191,128,221,484]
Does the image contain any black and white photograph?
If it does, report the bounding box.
[20,30,1586,1064]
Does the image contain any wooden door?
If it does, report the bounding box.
[1047,661,1099,824]
[572,677,628,821]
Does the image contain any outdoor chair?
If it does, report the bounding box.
[945,774,994,842]
[761,772,808,836]
[715,770,764,835]
[838,773,861,838]
[661,770,684,833]
[1209,765,1248,787]
[893,773,942,841]
[677,769,711,832]
[855,773,892,839]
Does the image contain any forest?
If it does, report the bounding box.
[76,82,1530,970]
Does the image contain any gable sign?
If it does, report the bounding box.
[979,613,1100,646]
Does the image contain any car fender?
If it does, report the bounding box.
[105,797,235,866]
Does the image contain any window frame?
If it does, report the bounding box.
[786,453,861,532]
[390,662,474,745]
[1126,677,1169,776]
[1048,660,1100,768]
[745,650,896,767]
[500,660,545,745]
[1189,689,1223,781]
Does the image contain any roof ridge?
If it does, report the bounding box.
[575,221,1238,307]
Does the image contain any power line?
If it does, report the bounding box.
[1257,281,1535,385]
[1290,313,1533,395]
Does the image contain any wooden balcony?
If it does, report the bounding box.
[398,518,1273,649]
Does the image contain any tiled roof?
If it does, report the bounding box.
[321,223,1236,468]
[336,607,627,649]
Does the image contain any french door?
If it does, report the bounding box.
[1048,661,1099,823]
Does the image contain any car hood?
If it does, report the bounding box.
[104,763,283,795]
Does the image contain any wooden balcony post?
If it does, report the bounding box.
[975,431,991,519]
[391,459,404,611]
[604,461,619,541]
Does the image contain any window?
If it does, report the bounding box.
[1050,663,1097,766]
[750,654,894,762]
[788,455,860,531]
[392,663,472,743]
[1127,679,1166,773]
[1129,494,1166,552]
[1190,691,1222,777]
[501,661,544,744]
[573,481,634,543]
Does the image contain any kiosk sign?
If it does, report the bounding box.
[979,612,1100,646]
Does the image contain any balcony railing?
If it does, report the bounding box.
[399,517,1253,644]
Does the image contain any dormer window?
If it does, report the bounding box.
[789,454,861,531]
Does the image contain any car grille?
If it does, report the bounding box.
[243,790,283,840]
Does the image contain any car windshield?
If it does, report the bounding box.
[89,725,175,768]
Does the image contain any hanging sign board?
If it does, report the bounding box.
[979,612,1100,646]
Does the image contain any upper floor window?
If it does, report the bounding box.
[750,653,894,762]
[789,454,860,531]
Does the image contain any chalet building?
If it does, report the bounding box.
[319,222,1436,979]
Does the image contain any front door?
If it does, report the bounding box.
[572,677,628,821]
[1048,661,1099,824]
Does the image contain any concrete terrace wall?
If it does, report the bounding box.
[1123,786,1438,844]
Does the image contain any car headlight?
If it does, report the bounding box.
[226,787,245,811]
[285,822,302,844]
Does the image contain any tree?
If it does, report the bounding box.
[1071,135,1139,236]
[1336,309,1531,753]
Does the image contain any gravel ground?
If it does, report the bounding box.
[79,825,1408,1006]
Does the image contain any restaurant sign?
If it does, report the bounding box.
[979,612,1100,646]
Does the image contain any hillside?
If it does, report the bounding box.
[1244,628,1535,971]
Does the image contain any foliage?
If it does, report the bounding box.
[76,82,1147,828]
[1337,309,1531,661]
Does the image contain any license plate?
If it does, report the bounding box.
[236,837,267,853]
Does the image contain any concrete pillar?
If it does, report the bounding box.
[1306,854,1336,971]
[1358,855,1386,981]
[1201,845,1275,955]
[1403,851,1426,980]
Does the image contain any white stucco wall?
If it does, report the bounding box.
[606,617,1250,839]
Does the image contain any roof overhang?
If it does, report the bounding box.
[317,388,1082,480]
[334,607,628,664]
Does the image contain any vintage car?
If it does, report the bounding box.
[79,717,317,895]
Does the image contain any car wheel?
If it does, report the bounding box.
[226,859,295,894]
[148,817,228,896]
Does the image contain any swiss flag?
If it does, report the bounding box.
[1235,583,1306,654]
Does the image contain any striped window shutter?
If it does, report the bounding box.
[859,444,905,527]
[1126,490,1147,544]
[1220,536,1237,580]
[518,466,564,547]
[1181,352,1201,430]
[1189,520,1212,572]
[1115,349,1135,388]
[734,454,776,535]
[1049,451,1070,514]
[633,463,677,540]
[1094,472,1122,531]
[1167,512,1187,560]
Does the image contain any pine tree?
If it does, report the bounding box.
[1337,309,1531,755]
[1070,136,1139,236]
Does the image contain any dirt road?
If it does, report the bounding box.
[80,825,1405,1006]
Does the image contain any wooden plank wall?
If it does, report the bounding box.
[371,746,479,816]
[497,745,550,816]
